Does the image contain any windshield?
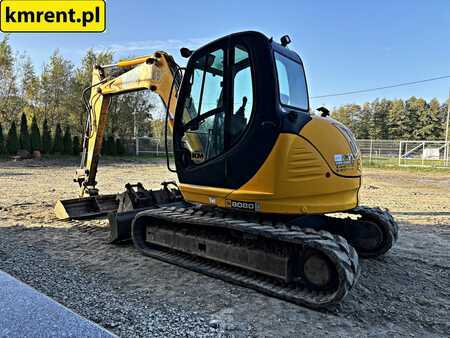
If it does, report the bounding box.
[274,52,309,111]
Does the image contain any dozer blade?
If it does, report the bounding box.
[108,208,151,243]
[54,194,119,220]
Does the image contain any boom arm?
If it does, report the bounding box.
[75,52,181,197]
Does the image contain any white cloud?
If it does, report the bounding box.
[93,37,211,54]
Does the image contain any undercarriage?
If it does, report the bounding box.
[57,182,398,308]
[87,185,396,308]
[132,206,360,308]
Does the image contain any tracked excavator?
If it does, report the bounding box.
[55,31,398,308]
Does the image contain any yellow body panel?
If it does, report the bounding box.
[179,116,361,215]
[180,184,233,208]
[300,117,361,176]
[229,133,360,214]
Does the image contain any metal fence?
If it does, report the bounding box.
[357,139,401,164]
[398,140,449,168]
[129,137,450,168]
[357,139,450,168]
[130,137,173,156]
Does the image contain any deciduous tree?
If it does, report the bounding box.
[39,51,74,128]
[0,35,19,124]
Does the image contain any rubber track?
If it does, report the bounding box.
[348,206,399,258]
[132,206,360,309]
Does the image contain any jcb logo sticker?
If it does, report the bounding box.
[0,0,106,32]
[226,200,260,212]
[191,151,204,163]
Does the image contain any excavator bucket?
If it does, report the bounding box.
[54,194,119,220]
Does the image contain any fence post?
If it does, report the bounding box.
[136,138,139,156]
[445,142,448,167]
[421,142,425,166]
[405,143,408,165]
[369,139,373,164]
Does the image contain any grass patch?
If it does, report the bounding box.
[362,157,450,172]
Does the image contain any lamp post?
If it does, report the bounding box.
[133,111,139,156]
[445,90,450,166]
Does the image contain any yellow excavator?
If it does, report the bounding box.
[55,31,398,308]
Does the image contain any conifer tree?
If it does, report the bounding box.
[368,99,391,139]
[105,135,116,155]
[101,134,106,155]
[387,99,404,139]
[63,126,72,154]
[116,138,126,155]
[0,123,4,154]
[41,118,52,154]
[419,98,443,140]
[354,103,371,139]
[52,123,64,154]
[402,97,421,139]
[72,135,81,155]
[6,121,19,155]
[19,113,31,151]
[30,115,42,151]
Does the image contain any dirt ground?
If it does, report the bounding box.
[0,159,449,337]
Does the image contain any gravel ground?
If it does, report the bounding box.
[0,159,449,337]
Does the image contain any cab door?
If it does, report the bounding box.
[173,40,229,187]
[173,33,277,190]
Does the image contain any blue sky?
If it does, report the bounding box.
[2,0,450,108]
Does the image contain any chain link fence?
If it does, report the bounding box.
[124,137,173,157]
[357,139,401,166]
[398,140,449,168]
[357,139,450,168]
[127,137,450,169]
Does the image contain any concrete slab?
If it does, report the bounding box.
[0,271,116,338]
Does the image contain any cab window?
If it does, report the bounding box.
[230,45,253,144]
[179,43,256,167]
[275,52,308,111]
[181,48,225,164]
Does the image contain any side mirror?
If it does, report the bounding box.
[316,106,330,117]
[180,48,193,58]
[280,35,291,47]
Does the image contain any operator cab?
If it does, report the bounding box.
[173,31,311,189]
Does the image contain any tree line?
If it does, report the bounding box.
[0,111,126,156]
[331,97,448,140]
[0,34,165,157]
[2,34,448,154]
